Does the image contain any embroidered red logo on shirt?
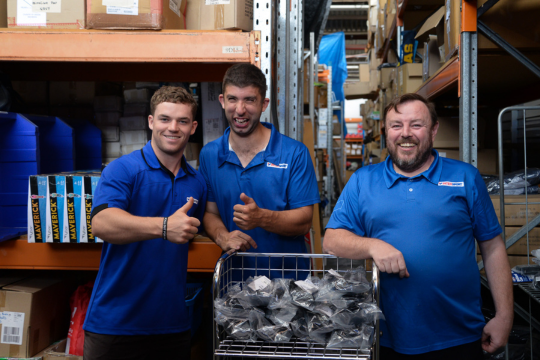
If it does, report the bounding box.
[267,162,288,169]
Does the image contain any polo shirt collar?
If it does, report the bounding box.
[383,149,442,188]
[141,141,194,176]
[217,122,282,167]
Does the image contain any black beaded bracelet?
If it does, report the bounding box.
[162,217,168,240]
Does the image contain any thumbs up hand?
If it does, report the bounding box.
[233,193,266,231]
[167,197,201,244]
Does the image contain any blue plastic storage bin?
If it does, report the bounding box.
[185,283,204,336]
[60,118,102,170]
[0,112,39,241]
[23,115,75,174]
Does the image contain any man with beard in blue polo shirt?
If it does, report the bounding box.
[324,93,513,359]
[199,63,320,272]
[83,86,206,360]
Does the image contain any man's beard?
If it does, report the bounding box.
[387,137,433,174]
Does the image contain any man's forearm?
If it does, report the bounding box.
[481,236,514,321]
[257,207,312,236]
[92,208,162,244]
[203,211,229,247]
[323,228,373,259]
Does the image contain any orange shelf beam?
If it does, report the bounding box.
[0,236,222,272]
[0,29,260,66]
[416,56,459,100]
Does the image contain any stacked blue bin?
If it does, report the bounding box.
[0,112,101,242]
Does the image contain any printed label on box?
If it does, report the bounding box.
[17,0,46,26]
[47,176,66,243]
[206,0,230,4]
[169,0,182,17]
[0,312,25,346]
[106,0,139,15]
[65,176,82,243]
[103,0,133,6]
[223,46,243,54]
[32,0,62,13]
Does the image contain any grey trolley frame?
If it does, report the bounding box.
[212,252,380,360]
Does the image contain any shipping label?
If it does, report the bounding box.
[0,312,25,346]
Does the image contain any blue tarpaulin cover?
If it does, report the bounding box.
[318,32,348,134]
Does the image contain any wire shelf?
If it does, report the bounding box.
[518,283,540,305]
[215,338,371,359]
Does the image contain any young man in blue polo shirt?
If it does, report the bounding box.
[324,93,513,359]
[83,86,207,360]
[199,63,320,271]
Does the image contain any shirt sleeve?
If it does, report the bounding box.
[287,145,321,209]
[471,169,502,241]
[92,159,133,213]
[198,147,215,203]
[325,170,366,237]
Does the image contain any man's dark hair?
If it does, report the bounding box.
[383,93,438,127]
[222,63,267,100]
[150,86,197,118]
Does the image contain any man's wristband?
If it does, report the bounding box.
[162,217,168,240]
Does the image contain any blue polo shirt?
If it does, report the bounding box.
[199,123,320,273]
[326,150,501,354]
[83,141,207,335]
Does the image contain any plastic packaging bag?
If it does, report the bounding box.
[290,278,319,310]
[486,168,540,194]
[266,307,297,326]
[290,308,310,341]
[233,276,274,308]
[249,308,293,342]
[308,313,335,344]
[316,268,371,301]
[268,278,295,310]
[326,325,375,349]
[66,281,94,356]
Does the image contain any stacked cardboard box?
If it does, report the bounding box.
[7,0,85,29]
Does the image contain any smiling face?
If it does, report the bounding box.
[148,101,197,159]
[219,85,269,137]
[385,100,439,176]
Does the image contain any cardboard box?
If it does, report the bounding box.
[344,81,371,98]
[7,0,85,29]
[504,227,540,255]
[379,67,395,89]
[123,89,151,104]
[121,143,145,155]
[87,0,187,30]
[0,1,7,28]
[99,126,120,142]
[491,194,540,226]
[398,63,422,95]
[422,35,443,82]
[437,149,497,175]
[443,0,460,61]
[124,103,149,117]
[415,5,444,46]
[199,0,253,31]
[0,277,72,358]
[103,141,121,157]
[369,69,380,92]
[50,82,95,106]
[119,116,147,131]
[34,338,83,360]
[95,112,122,127]
[433,116,459,148]
[359,64,370,83]
[185,0,201,29]
[201,82,226,146]
[120,130,148,145]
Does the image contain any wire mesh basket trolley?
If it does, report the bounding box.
[212,253,380,360]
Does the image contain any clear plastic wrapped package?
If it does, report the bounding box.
[233,276,274,308]
[268,278,294,309]
[290,308,310,341]
[290,278,319,310]
[485,168,540,194]
[316,268,372,302]
[249,308,293,343]
[214,297,256,341]
[327,325,375,349]
[308,313,335,344]
[266,307,297,326]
